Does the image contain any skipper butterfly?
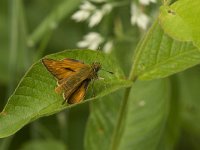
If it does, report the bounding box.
[42,58,101,104]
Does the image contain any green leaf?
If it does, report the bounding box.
[85,79,170,150]
[157,76,181,150]
[0,49,132,138]
[159,67,200,149]
[20,139,67,150]
[85,91,123,150]
[176,67,200,135]
[159,0,200,48]
[160,67,200,149]
[131,20,200,80]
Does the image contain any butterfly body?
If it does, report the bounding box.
[42,58,101,104]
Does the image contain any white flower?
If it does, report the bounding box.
[72,1,113,27]
[88,4,112,27]
[90,0,106,3]
[72,1,95,22]
[80,1,96,11]
[131,3,150,30]
[89,10,104,27]
[103,41,113,53]
[77,32,104,50]
[102,4,112,14]
[71,10,90,22]
[135,13,150,30]
[139,0,156,5]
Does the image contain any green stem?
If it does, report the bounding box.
[110,73,137,149]
[19,0,30,69]
[7,0,20,97]
[110,87,131,150]
[110,8,142,147]
[112,1,130,8]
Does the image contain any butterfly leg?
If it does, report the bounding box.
[91,80,96,97]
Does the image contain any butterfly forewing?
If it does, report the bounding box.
[42,58,86,81]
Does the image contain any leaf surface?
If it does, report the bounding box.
[159,0,200,48]
[85,79,170,150]
[0,49,132,138]
[131,21,200,80]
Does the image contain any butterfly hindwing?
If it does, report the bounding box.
[67,79,91,104]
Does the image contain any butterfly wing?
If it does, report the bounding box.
[42,58,87,81]
[66,79,91,104]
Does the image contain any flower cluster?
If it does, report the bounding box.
[71,1,112,28]
[77,32,113,53]
[131,0,156,30]
[71,0,156,52]
[139,0,156,5]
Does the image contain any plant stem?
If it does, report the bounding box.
[110,73,137,150]
[110,87,131,150]
[7,0,20,97]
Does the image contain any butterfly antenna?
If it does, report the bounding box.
[93,47,101,63]
[101,68,114,74]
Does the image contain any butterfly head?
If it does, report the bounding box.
[91,62,101,73]
[89,62,101,80]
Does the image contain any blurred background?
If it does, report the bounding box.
[2,0,191,150]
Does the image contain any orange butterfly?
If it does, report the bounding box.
[42,58,101,104]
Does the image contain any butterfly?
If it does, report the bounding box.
[42,58,102,104]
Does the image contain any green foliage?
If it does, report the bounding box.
[1,0,200,150]
[159,0,200,48]
[85,79,170,150]
[21,139,67,150]
[0,50,131,138]
[28,0,82,46]
[131,21,200,80]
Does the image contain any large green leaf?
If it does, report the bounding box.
[176,67,200,135]
[131,20,200,80]
[0,49,132,138]
[161,67,200,149]
[85,91,123,150]
[85,79,170,150]
[159,67,200,149]
[159,0,200,48]
[157,76,182,150]
[20,139,67,150]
